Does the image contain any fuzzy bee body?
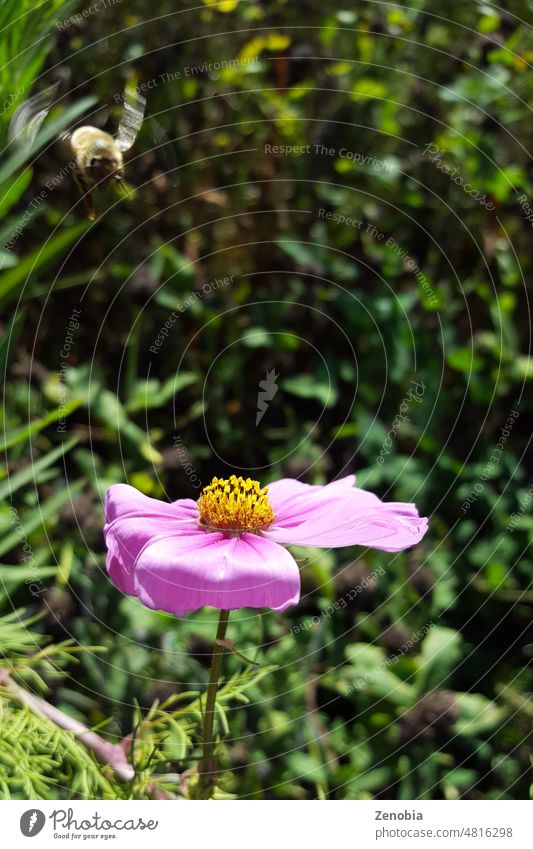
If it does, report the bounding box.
[70,126,126,219]
[9,86,145,221]
[71,126,124,187]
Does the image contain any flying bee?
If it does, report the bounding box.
[9,85,146,221]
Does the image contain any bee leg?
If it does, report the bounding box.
[72,170,96,221]
[116,177,133,202]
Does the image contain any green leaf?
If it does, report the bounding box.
[93,389,162,463]
[0,223,89,307]
[415,627,462,693]
[126,373,197,413]
[345,766,393,797]
[282,374,338,407]
[0,308,25,374]
[0,401,82,451]
[344,643,415,706]
[454,693,506,735]
[446,347,484,374]
[0,479,83,558]
[0,563,57,591]
[0,437,78,501]
[0,169,32,219]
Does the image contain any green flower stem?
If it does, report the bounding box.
[198,608,230,798]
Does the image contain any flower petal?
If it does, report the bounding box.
[105,524,137,596]
[266,474,356,514]
[268,476,379,529]
[105,483,197,523]
[264,478,428,551]
[104,515,201,596]
[104,484,199,598]
[134,531,301,614]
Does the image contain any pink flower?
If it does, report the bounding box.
[103,474,428,615]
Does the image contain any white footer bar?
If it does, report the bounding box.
[1,799,530,848]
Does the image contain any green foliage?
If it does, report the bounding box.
[0,698,119,800]
[0,606,278,799]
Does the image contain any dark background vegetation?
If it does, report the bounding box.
[0,0,532,799]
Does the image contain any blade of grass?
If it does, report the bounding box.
[0,478,83,558]
[0,435,79,501]
[0,399,82,451]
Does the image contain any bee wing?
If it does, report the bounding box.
[115,88,146,152]
[8,84,58,148]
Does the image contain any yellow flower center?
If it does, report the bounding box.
[198,475,275,532]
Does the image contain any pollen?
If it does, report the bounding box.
[198,475,275,532]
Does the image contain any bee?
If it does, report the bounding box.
[9,85,146,221]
